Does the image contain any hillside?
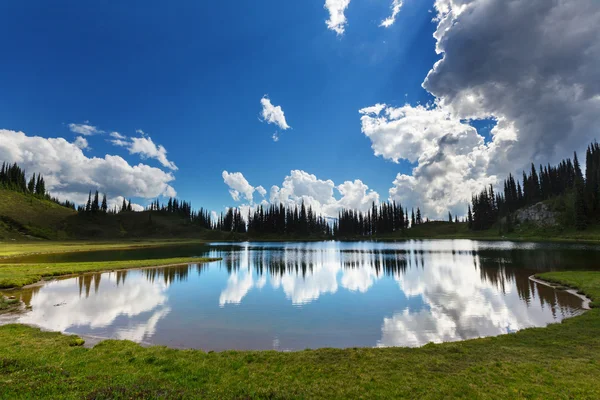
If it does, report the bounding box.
[3,185,600,242]
[0,189,76,240]
[62,211,227,240]
[0,189,238,241]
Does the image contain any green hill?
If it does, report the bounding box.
[0,188,238,241]
[0,189,76,240]
[62,211,227,240]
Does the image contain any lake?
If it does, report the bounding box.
[4,240,596,351]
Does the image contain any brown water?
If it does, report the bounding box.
[3,240,592,351]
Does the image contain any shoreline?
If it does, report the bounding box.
[529,275,592,310]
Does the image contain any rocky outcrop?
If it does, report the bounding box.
[514,202,558,226]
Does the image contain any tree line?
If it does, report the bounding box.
[0,162,75,209]
[243,203,332,236]
[335,202,416,237]
[469,140,600,231]
[147,197,212,229]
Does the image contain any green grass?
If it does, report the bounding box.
[0,295,18,311]
[365,220,600,243]
[0,257,220,289]
[0,239,207,258]
[0,189,77,239]
[0,271,598,398]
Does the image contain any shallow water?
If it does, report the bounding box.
[4,240,595,351]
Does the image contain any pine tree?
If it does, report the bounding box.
[28,173,36,193]
[101,194,108,213]
[85,192,92,213]
[92,191,100,213]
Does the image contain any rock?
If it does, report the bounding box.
[514,202,558,226]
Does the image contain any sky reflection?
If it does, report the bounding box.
[5,240,587,351]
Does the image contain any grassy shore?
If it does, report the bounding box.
[0,271,598,399]
[0,239,209,258]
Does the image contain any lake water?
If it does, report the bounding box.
[4,240,595,351]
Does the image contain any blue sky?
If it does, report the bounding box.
[0,0,437,211]
[1,0,598,218]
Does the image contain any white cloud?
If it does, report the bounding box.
[222,171,255,202]
[68,122,103,136]
[0,129,177,206]
[324,0,351,35]
[111,134,178,171]
[255,186,267,197]
[337,180,380,212]
[360,103,482,164]
[380,0,403,28]
[110,131,126,139]
[360,103,495,217]
[73,136,89,150]
[221,170,379,219]
[260,97,291,140]
[362,0,600,218]
[108,196,145,212]
[268,170,379,217]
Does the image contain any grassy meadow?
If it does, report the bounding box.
[0,270,597,398]
[0,236,599,398]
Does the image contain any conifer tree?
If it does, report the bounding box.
[92,191,100,213]
[101,194,108,213]
[85,192,92,213]
[28,173,36,193]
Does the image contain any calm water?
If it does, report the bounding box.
[4,240,596,351]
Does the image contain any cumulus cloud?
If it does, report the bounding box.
[68,122,103,136]
[380,0,403,28]
[111,134,178,171]
[324,0,351,35]
[362,0,600,218]
[220,169,380,219]
[425,0,600,166]
[360,103,495,216]
[222,171,256,202]
[268,170,379,217]
[255,186,267,197]
[260,97,291,142]
[108,196,145,212]
[73,136,89,150]
[0,129,177,206]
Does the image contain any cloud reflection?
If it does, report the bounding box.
[18,272,170,342]
[9,240,585,350]
[378,249,578,347]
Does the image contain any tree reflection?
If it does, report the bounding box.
[4,241,589,351]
